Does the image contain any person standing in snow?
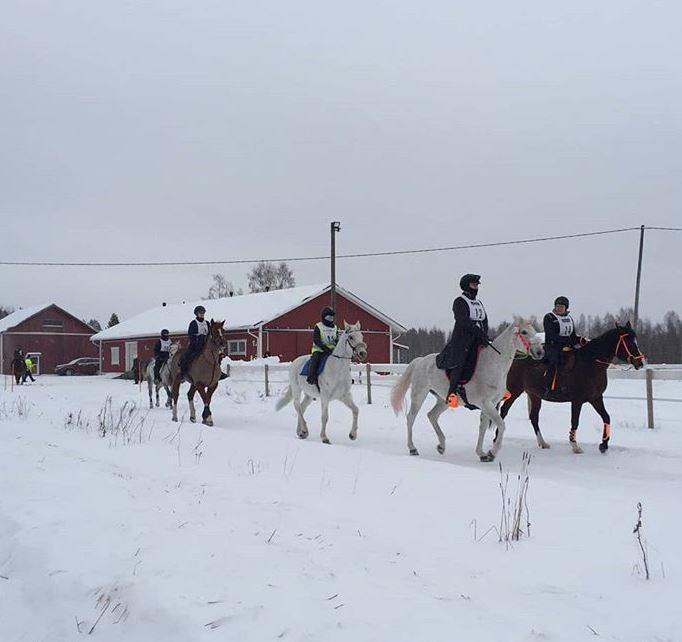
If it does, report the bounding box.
[22,355,36,383]
[306,306,339,387]
[436,274,491,408]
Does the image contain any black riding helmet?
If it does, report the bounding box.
[554,296,569,309]
[321,306,335,327]
[459,274,481,291]
[194,305,206,316]
[161,329,170,338]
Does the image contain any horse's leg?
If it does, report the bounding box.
[171,380,181,422]
[340,392,360,441]
[187,384,197,423]
[406,386,429,456]
[569,401,584,454]
[164,385,172,408]
[527,393,549,449]
[426,399,448,454]
[477,400,506,462]
[292,385,309,439]
[199,384,217,426]
[589,396,612,453]
[155,383,160,407]
[320,398,331,444]
[147,376,154,409]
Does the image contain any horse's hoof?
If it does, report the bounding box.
[599,442,609,453]
[190,417,196,424]
[298,432,308,440]
[172,417,178,423]
[409,448,419,456]
[539,441,551,449]
[322,438,331,445]
[437,444,445,455]
[349,432,357,441]
[202,419,213,427]
[480,451,495,462]
[571,444,584,454]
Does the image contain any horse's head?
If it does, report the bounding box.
[512,317,545,360]
[342,321,368,362]
[614,321,645,369]
[208,319,228,349]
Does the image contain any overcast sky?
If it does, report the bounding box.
[2,1,681,331]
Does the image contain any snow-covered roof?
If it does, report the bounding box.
[91,283,405,342]
[0,304,52,333]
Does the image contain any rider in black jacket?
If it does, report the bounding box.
[543,296,582,396]
[436,274,491,408]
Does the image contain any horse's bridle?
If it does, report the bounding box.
[597,332,645,367]
[332,330,366,360]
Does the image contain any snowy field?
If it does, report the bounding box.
[1,373,681,642]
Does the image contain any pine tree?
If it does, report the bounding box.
[107,313,120,328]
[88,319,102,331]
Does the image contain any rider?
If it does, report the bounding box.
[306,306,339,387]
[179,306,209,376]
[153,329,172,383]
[543,296,582,396]
[436,274,491,409]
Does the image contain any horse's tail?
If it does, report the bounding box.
[276,385,293,411]
[390,360,417,414]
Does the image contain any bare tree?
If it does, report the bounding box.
[87,319,102,331]
[0,305,14,320]
[247,262,295,293]
[205,273,241,299]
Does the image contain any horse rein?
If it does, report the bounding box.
[596,332,645,367]
[331,331,366,360]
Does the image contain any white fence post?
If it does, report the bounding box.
[366,363,372,405]
[645,368,654,429]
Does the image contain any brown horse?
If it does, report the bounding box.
[169,320,227,426]
[500,322,645,454]
[11,356,26,385]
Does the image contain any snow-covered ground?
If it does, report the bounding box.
[1,373,681,641]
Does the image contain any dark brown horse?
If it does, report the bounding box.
[11,355,26,385]
[500,322,645,454]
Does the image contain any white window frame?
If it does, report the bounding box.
[111,346,120,366]
[227,340,247,356]
[26,352,41,375]
[125,341,138,371]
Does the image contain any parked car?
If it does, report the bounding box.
[54,357,100,376]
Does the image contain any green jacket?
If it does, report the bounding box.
[311,322,339,354]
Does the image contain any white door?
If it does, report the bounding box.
[27,352,41,375]
[125,342,138,371]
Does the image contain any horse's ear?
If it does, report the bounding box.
[354,321,361,330]
[614,322,620,329]
[625,320,632,329]
[343,320,350,330]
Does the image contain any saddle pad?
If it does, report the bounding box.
[300,353,331,377]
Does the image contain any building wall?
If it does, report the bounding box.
[264,292,391,362]
[96,291,396,372]
[1,305,96,374]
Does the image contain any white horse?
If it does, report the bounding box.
[390,319,544,461]
[144,344,179,409]
[276,322,368,444]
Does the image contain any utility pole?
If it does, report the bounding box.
[330,221,341,310]
[633,225,645,330]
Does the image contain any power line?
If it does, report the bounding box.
[0,225,677,267]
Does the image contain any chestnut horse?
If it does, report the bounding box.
[501,322,644,454]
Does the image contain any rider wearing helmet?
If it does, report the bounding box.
[543,296,582,396]
[179,305,209,376]
[153,328,172,384]
[436,274,491,408]
[306,306,339,387]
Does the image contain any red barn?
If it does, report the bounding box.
[91,284,406,373]
[0,304,98,375]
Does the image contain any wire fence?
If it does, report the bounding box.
[227,362,682,429]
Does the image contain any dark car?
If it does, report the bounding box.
[54,357,100,376]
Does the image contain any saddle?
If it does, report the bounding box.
[300,353,331,378]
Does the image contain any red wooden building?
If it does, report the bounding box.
[0,304,98,375]
[91,284,406,373]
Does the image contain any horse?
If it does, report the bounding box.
[144,344,179,409]
[11,356,26,385]
[168,320,227,426]
[276,322,368,444]
[501,322,645,454]
[390,319,545,461]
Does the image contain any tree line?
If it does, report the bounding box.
[399,308,682,364]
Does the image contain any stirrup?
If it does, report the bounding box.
[447,393,460,409]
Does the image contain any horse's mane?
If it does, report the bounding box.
[576,327,622,360]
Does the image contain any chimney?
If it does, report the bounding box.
[162,302,167,307]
